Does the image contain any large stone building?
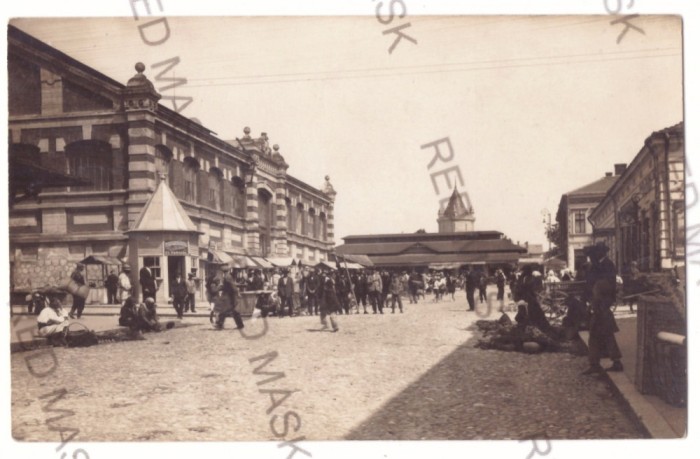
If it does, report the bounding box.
[589,122,685,273]
[7,25,336,302]
[555,171,621,272]
[336,188,525,271]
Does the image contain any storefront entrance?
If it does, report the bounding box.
[168,255,186,296]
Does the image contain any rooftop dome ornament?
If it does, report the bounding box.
[321,175,336,198]
[124,62,160,111]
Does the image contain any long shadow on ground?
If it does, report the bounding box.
[343,324,644,441]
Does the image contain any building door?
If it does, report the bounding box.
[168,256,186,297]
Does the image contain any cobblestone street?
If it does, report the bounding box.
[11,295,645,442]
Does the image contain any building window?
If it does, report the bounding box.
[296,203,305,234]
[232,177,245,218]
[143,257,161,279]
[320,213,328,241]
[307,209,315,238]
[155,145,173,186]
[573,210,586,234]
[66,141,112,191]
[258,189,273,256]
[183,157,199,203]
[286,198,294,231]
[208,168,223,210]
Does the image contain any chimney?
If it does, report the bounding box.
[614,163,627,175]
[605,172,613,177]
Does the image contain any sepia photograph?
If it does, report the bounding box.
[2,2,696,458]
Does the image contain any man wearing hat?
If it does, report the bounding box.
[68,263,86,319]
[185,272,198,313]
[118,264,132,302]
[277,268,295,317]
[214,264,244,329]
[170,272,188,319]
[581,241,623,375]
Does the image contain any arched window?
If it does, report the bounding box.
[183,156,200,203]
[66,140,112,191]
[320,212,328,241]
[308,208,316,238]
[154,145,173,187]
[286,198,294,231]
[232,176,246,218]
[258,189,273,256]
[296,203,305,235]
[208,167,223,210]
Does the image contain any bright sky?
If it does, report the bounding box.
[8,14,683,248]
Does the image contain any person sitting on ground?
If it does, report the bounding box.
[37,297,70,344]
[136,297,166,333]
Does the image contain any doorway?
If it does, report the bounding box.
[168,256,186,296]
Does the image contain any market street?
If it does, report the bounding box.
[11,294,644,441]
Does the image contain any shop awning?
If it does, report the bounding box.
[207,250,250,268]
[429,262,462,270]
[79,255,122,266]
[250,257,274,269]
[315,261,337,271]
[335,253,374,267]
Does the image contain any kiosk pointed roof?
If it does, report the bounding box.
[442,186,473,218]
[130,178,200,233]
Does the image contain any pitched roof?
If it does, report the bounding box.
[441,187,472,218]
[566,175,618,197]
[129,180,200,233]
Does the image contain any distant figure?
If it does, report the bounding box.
[105,270,119,304]
[140,265,157,302]
[390,273,404,313]
[368,270,383,314]
[465,268,479,311]
[495,269,506,302]
[213,264,244,330]
[277,269,294,317]
[68,263,86,319]
[118,265,133,302]
[478,272,487,303]
[319,270,340,332]
[170,273,188,319]
[185,273,197,313]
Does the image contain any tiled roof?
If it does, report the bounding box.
[441,187,472,218]
[566,175,618,196]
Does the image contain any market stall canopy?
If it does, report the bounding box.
[518,257,544,266]
[429,262,462,270]
[250,257,274,269]
[544,256,567,270]
[334,253,374,267]
[79,255,122,266]
[207,251,250,268]
[267,257,296,268]
[315,261,337,271]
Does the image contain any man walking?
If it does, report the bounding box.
[368,269,383,314]
[185,273,197,313]
[353,270,369,313]
[306,269,320,315]
[465,267,478,311]
[170,272,188,319]
[105,270,119,304]
[214,264,244,329]
[581,242,623,375]
[319,269,339,332]
[277,268,294,317]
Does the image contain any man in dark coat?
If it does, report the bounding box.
[495,269,506,302]
[581,242,623,375]
[319,270,339,332]
[170,273,188,319]
[465,267,479,311]
[353,271,369,313]
[336,271,352,315]
[277,269,294,317]
[140,265,157,302]
[305,270,320,316]
[105,270,119,304]
[213,264,244,329]
[69,263,86,318]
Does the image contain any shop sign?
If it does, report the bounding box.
[165,240,188,255]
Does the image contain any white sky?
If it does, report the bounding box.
[7,14,683,247]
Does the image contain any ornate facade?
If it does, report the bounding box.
[8,25,336,301]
